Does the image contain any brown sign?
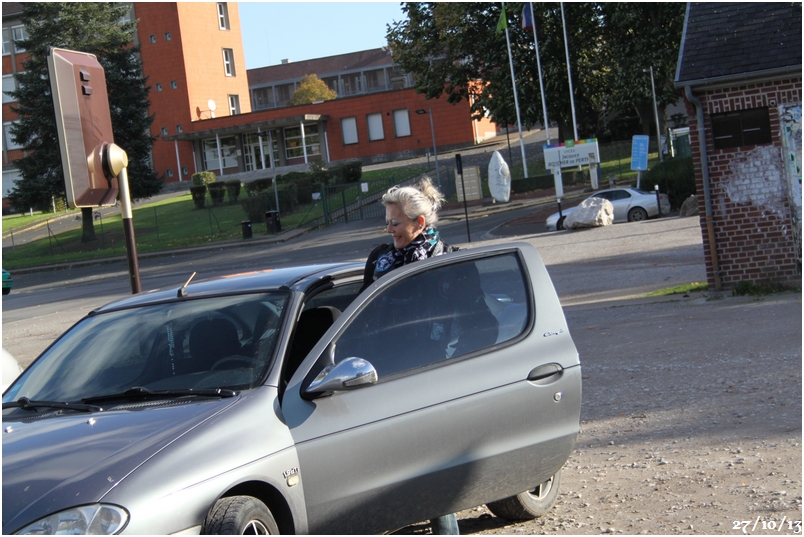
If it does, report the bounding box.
[47,47,118,208]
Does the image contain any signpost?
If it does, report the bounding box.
[543,139,601,215]
[631,134,650,189]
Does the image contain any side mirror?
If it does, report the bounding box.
[304,357,377,397]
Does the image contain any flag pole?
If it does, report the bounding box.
[501,3,529,178]
[560,2,578,142]
[527,2,550,145]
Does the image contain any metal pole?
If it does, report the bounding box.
[529,2,550,145]
[456,154,471,243]
[560,2,579,142]
[428,109,441,188]
[269,131,280,215]
[118,167,142,294]
[649,66,663,162]
[503,15,529,178]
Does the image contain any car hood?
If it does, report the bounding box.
[2,397,238,532]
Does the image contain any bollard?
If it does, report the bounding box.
[654,185,662,218]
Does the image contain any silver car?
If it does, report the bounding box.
[546,187,671,230]
[3,242,581,535]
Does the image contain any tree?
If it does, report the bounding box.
[387,3,686,142]
[290,74,337,106]
[8,2,162,241]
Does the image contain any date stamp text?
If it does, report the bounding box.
[734,517,801,534]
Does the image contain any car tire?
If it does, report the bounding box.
[2,288,9,295]
[202,495,279,535]
[556,216,566,231]
[627,207,648,222]
[486,470,561,521]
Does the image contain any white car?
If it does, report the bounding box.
[546,188,671,231]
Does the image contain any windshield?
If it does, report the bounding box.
[3,292,288,405]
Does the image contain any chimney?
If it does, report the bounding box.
[281,59,291,65]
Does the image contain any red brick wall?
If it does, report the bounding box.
[685,76,802,290]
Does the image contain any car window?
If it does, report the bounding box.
[611,190,632,200]
[3,293,289,404]
[332,254,529,379]
[593,192,611,201]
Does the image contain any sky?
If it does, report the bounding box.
[238,2,407,70]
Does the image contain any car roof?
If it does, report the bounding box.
[94,262,362,313]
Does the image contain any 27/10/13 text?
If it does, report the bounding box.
[734,517,801,534]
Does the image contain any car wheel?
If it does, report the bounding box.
[486,470,561,521]
[2,288,9,295]
[203,496,279,535]
[556,216,566,231]
[628,207,648,222]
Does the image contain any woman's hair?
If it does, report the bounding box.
[381,176,446,227]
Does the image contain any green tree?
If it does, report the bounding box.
[599,3,687,137]
[8,2,162,241]
[289,74,337,106]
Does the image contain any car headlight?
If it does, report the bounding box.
[15,504,128,535]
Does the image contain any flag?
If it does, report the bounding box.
[521,2,533,31]
[496,5,508,35]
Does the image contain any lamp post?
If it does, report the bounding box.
[643,66,663,162]
[415,109,440,188]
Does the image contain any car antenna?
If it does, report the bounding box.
[178,272,197,298]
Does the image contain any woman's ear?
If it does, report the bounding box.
[417,215,426,229]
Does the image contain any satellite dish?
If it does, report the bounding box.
[208,99,217,111]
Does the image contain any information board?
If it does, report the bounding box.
[543,139,600,170]
[631,135,650,171]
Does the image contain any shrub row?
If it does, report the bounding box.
[642,156,695,209]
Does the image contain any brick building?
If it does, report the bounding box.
[675,2,802,291]
[2,2,494,210]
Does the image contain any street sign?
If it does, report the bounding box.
[631,135,650,171]
[47,47,118,208]
[543,139,600,170]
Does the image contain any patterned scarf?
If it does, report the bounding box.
[373,226,444,282]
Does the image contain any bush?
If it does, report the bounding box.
[308,161,332,186]
[244,178,272,197]
[241,194,270,223]
[330,161,362,183]
[192,171,216,187]
[207,182,226,206]
[225,180,241,203]
[643,156,695,209]
[190,185,207,209]
[511,174,554,194]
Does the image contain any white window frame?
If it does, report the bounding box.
[170,80,178,90]
[4,121,21,150]
[11,26,27,53]
[161,127,168,136]
[166,168,174,178]
[341,117,358,145]
[217,3,230,30]
[228,94,240,115]
[176,125,183,134]
[393,109,411,138]
[3,74,16,104]
[222,48,235,77]
[164,32,171,41]
[2,28,11,55]
[155,83,162,92]
[367,113,384,141]
[149,34,156,44]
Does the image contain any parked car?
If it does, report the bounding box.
[3,269,13,295]
[546,187,671,230]
[2,243,582,535]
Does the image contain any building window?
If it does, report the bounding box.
[228,94,240,115]
[2,28,11,55]
[170,80,178,90]
[155,83,162,92]
[711,107,772,150]
[164,32,171,41]
[4,122,21,150]
[284,124,320,160]
[217,3,230,30]
[176,125,183,134]
[203,136,238,169]
[222,48,236,77]
[11,26,27,53]
[149,34,156,44]
[182,166,189,176]
[341,117,358,145]
[393,109,411,138]
[166,168,174,178]
[367,113,384,141]
[161,127,168,136]
[3,75,16,104]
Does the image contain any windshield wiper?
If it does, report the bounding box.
[82,386,238,404]
[2,397,103,413]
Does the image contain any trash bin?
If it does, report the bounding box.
[240,220,252,239]
[265,211,281,233]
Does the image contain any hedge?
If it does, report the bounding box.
[642,156,695,209]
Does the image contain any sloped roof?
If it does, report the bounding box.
[247,47,395,87]
[675,2,802,87]
[2,3,23,17]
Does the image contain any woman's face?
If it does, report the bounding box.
[385,203,425,249]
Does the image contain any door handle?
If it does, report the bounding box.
[528,363,563,383]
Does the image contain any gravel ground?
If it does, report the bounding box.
[434,293,801,535]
